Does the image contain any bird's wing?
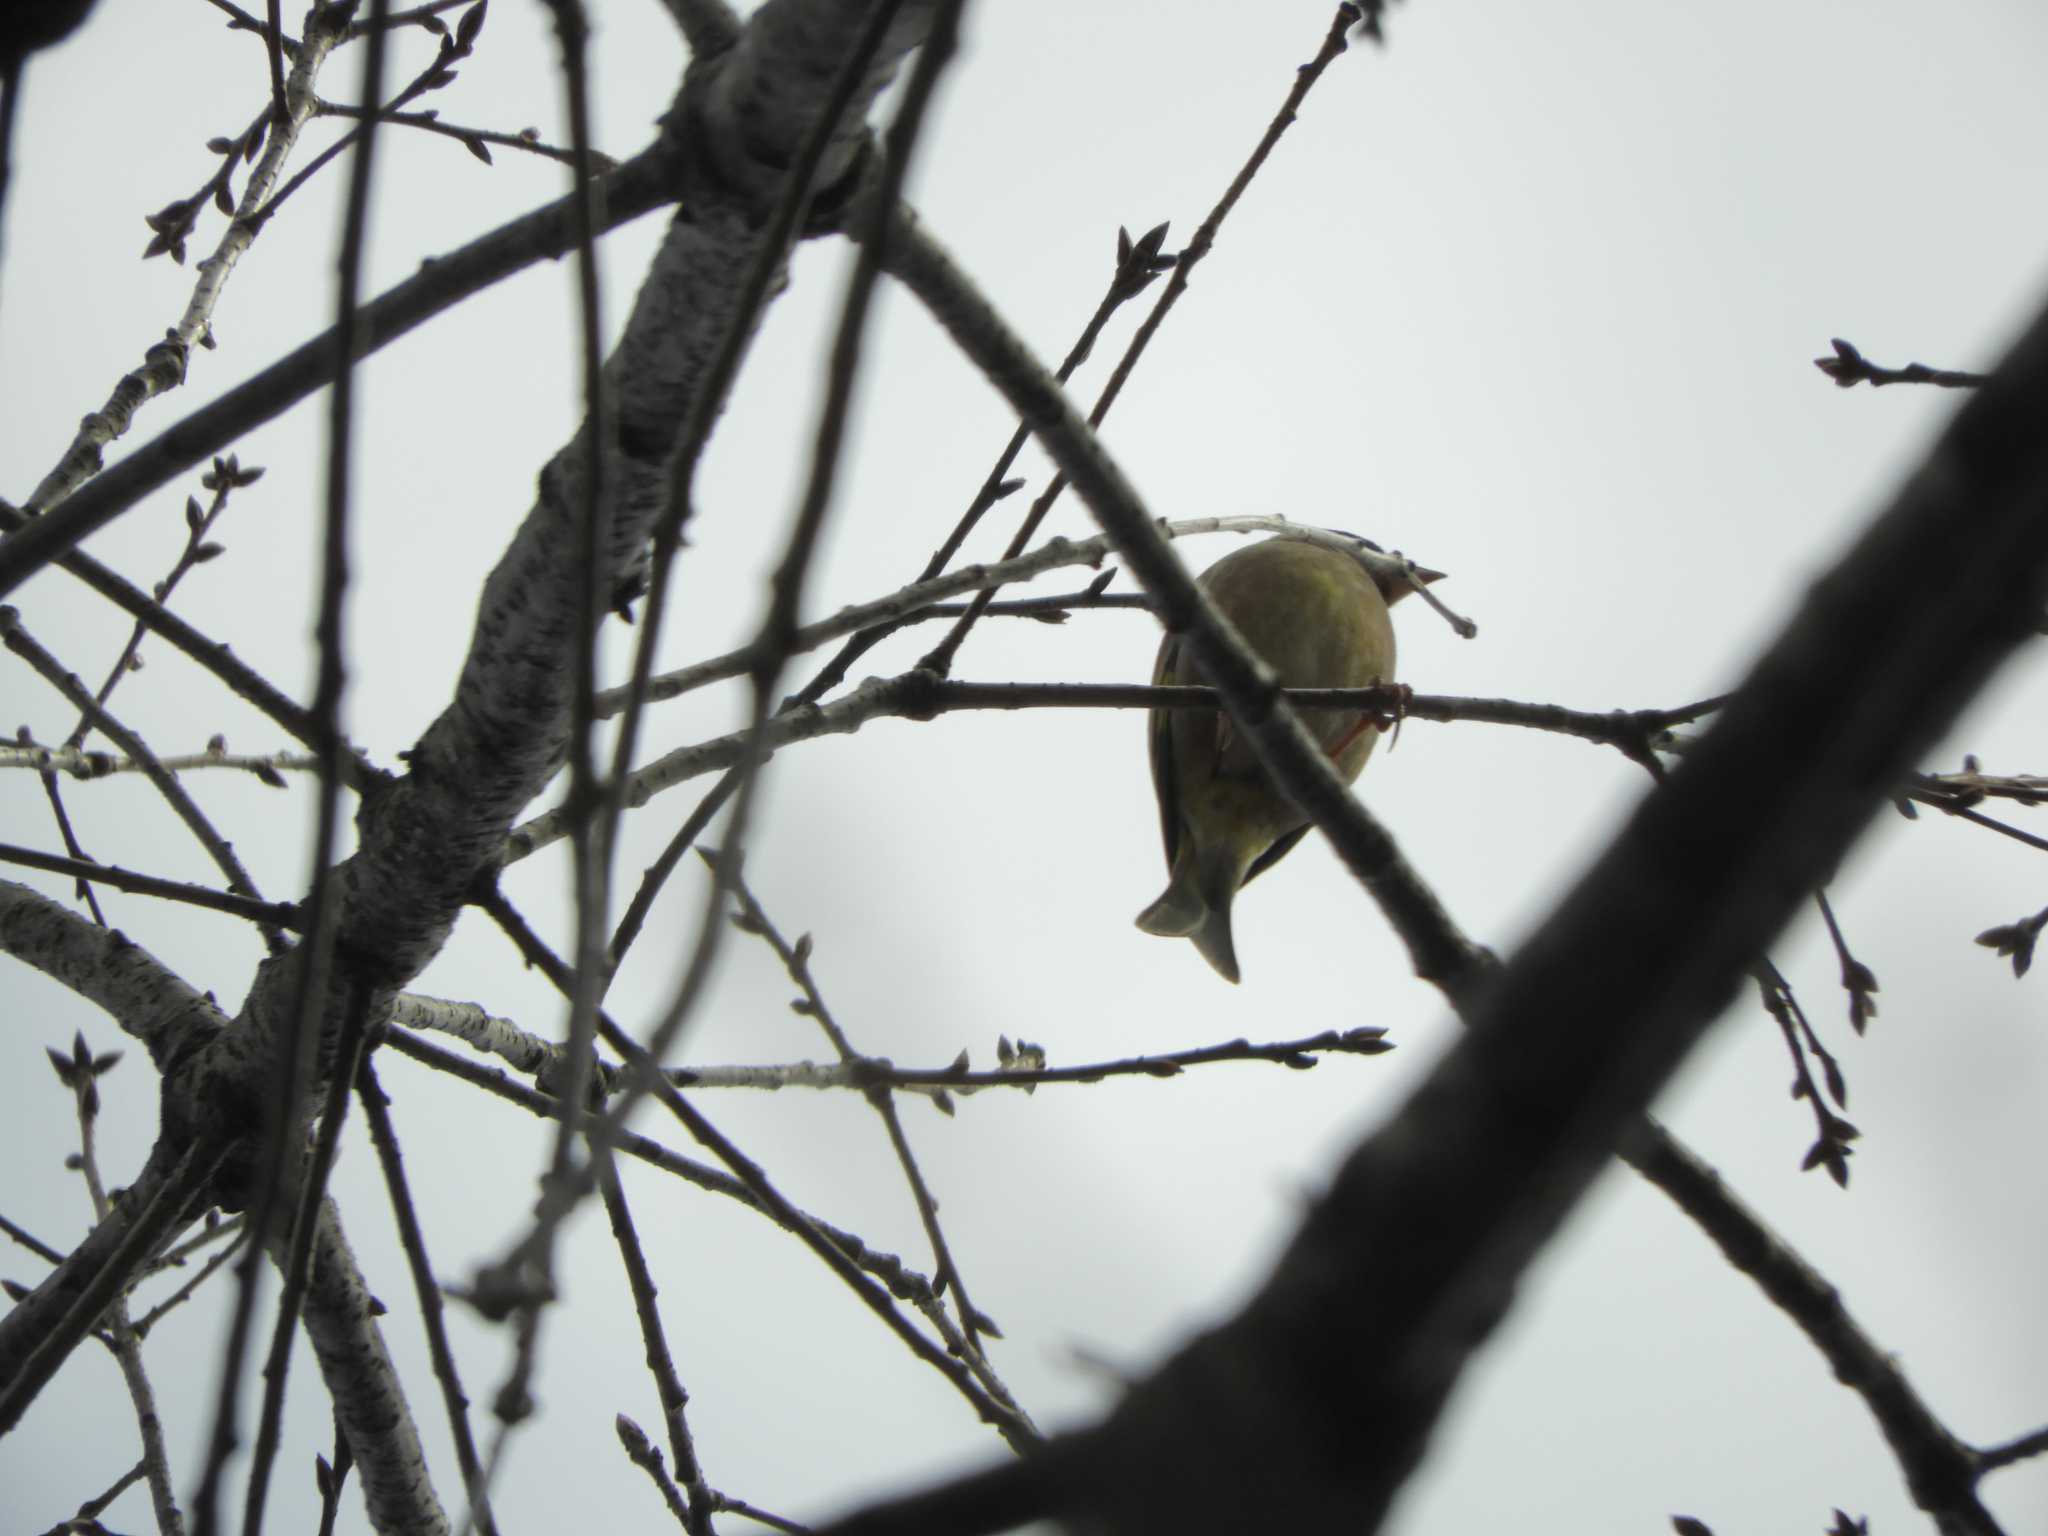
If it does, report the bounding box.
[1242,823,1312,888]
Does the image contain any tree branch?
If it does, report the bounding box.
[818,192,2048,1535]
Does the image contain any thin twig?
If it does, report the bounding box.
[238,980,377,1536]
[798,222,1171,705]
[710,1493,811,1534]
[602,1170,715,1534]
[720,853,998,1349]
[1912,763,2048,808]
[232,1,392,1521]
[19,442,251,925]
[55,1036,184,1536]
[0,141,677,599]
[0,841,302,929]
[357,1060,497,1535]
[261,0,287,119]
[1978,1424,2048,1473]
[519,675,1708,866]
[0,608,284,951]
[347,0,470,39]
[75,457,264,742]
[616,1412,696,1531]
[0,1140,216,1439]
[151,1212,243,1272]
[383,1024,1026,1415]
[315,99,605,169]
[1626,1124,1997,1531]
[4,740,321,782]
[0,1211,64,1265]
[1814,337,1988,390]
[130,1228,248,1339]
[1752,961,1858,1188]
[685,1027,1394,1096]
[1926,799,2048,855]
[26,6,357,515]
[466,5,622,1506]
[391,988,1390,1098]
[1813,889,1878,1034]
[195,12,396,1532]
[599,0,923,985]
[247,0,488,231]
[201,0,286,44]
[468,890,1040,1451]
[61,1458,151,1529]
[540,0,614,1242]
[665,0,957,1163]
[31,755,105,927]
[916,3,1364,678]
[0,498,381,782]
[592,515,1439,719]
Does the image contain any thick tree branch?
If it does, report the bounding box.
[0,877,227,1066]
[327,0,937,997]
[0,2,948,1495]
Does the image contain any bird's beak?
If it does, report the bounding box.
[1383,563,1444,604]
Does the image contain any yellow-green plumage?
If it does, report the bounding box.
[1136,537,1403,982]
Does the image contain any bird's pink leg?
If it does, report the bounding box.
[1323,684,1413,759]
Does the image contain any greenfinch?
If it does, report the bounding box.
[1136,534,1419,982]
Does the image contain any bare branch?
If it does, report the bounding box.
[0,841,302,931]
[821,168,2048,1533]
[0,877,231,1064]
[0,144,679,600]
[1,607,283,951]
[25,4,356,513]
[1815,337,1988,390]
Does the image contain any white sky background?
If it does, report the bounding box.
[4,0,2048,1532]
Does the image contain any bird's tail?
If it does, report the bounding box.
[1135,870,1204,939]
[1135,849,1243,984]
[1188,903,1240,985]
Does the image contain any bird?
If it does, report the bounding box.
[1135,533,1424,982]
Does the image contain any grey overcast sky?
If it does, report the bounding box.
[4,2,2048,1533]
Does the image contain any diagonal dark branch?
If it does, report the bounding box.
[542,0,616,1231]
[601,1167,716,1536]
[357,1060,496,1535]
[0,144,679,601]
[882,214,1492,999]
[598,0,1357,978]
[1627,1126,1989,1525]
[820,208,2048,1535]
[0,841,300,929]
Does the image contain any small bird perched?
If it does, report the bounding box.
[1136,534,1423,982]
